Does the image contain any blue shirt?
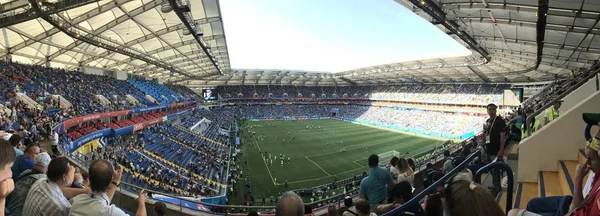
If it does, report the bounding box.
[11,155,34,181]
[360,166,391,207]
[13,147,24,158]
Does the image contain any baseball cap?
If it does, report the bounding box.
[587,137,599,151]
[34,152,51,168]
[583,113,600,126]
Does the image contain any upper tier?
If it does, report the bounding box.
[218,84,510,105]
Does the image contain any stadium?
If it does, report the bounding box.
[0,0,599,216]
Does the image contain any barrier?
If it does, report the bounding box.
[67,106,196,153]
[55,101,195,134]
[474,161,515,214]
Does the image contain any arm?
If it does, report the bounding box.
[498,119,507,158]
[569,164,590,212]
[135,190,147,216]
[61,187,90,199]
[107,169,122,202]
[376,202,399,214]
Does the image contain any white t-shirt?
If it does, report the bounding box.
[52,132,59,146]
[398,171,415,187]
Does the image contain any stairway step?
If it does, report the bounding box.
[559,161,576,195]
[516,183,539,209]
[541,171,563,197]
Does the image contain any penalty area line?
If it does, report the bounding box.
[305,156,332,176]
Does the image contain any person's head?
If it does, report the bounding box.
[354,198,371,215]
[486,103,497,117]
[397,158,411,173]
[33,152,51,173]
[154,202,167,216]
[24,144,40,160]
[443,179,504,216]
[426,163,434,170]
[406,158,415,170]
[275,191,304,216]
[88,159,114,192]
[247,211,259,216]
[46,157,75,187]
[553,101,562,110]
[368,154,379,168]
[8,134,21,148]
[585,140,600,173]
[443,150,451,158]
[391,181,413,204]
[327,205,338,216]
[424,192,444,216]
[0,139,15,182]
[73,173,83,185]
[344,196,353,208]
[390,156,399,167]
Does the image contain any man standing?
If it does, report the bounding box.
[360,154,394,210]
[544,101,563,126]
[483,103,506,194]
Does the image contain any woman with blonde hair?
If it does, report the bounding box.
[443,177,504,216]
[396,157,414,187]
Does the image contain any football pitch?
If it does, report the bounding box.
[239,119,442,198]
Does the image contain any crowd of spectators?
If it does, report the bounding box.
[218,84,509,105]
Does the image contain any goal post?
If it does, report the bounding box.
[378,150,401,165]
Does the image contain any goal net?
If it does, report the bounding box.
[378,150,401,165]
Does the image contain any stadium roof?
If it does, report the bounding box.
[1,0,599,86]
[0,0,228,79]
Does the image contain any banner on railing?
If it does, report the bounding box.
[56,101,195,134]
[69,107,194,153]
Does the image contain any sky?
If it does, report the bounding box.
[219,0,471,73]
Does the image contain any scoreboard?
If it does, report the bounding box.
[202,88,218,101]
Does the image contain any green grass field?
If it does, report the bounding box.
[236,119,441,202]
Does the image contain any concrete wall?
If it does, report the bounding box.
[535,76,599,125]
[518,90,600,183]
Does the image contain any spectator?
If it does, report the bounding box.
[397,158,414,188]
[442,150,454,174]
[483,103,506,195]
[354,198,377,216]
[11,144,40,181]
[275,191,304,216]
[0,139,16,215]
[507,125,600,216]
[359,154,393,209]
[69,159,128,216]
[8,134,23,158]
[443,178,504,216]
[376,181,419,215]
[6,152,50,216]
[22,157,75,216]
[544,101,563,126]
[154,202,167,216]
[134,190,147,216]
[342,196,356,216]
[389,157,400,184]
[247,211,259,216]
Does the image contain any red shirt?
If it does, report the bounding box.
[574,173,600,216]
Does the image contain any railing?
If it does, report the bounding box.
[526,65,600,134]
[474,161,515,214]
[382,150,514,216]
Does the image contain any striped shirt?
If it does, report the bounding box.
[22,179,71,216]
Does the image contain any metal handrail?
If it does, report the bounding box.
[474,161,515,215]
[381,149,481,216]
[526,66,600,134]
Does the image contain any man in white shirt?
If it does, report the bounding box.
[69,159,145,216]
[22,157,75,216]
